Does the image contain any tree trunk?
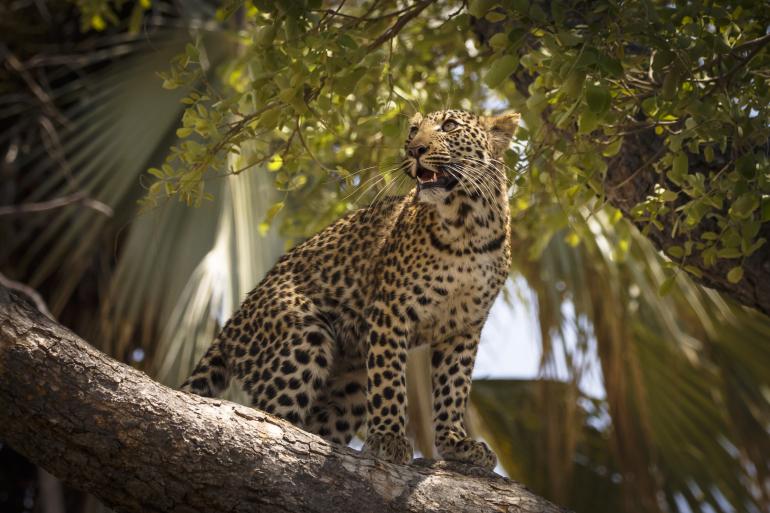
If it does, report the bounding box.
[0,287,569,513]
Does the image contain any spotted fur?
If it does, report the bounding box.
[181,109,519,468]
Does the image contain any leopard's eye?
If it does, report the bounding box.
[441,119,458,132]
[408,125,418,139]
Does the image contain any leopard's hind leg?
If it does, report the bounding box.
[246,321,337,426]
[181,339,229,397]
[304,368,367,445]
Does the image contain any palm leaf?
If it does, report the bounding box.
[475,207,770,513]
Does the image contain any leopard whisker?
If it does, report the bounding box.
[341,162,410,204]
[449,163,499,209]
[364,173,408,223]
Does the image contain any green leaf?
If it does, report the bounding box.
[669,133,683,152]
[667,245,684,258]
[264,201,284,223]
[601,137,622,157]
[185,43,199,60]
[578,109,600,134]
[670,152,688,185]
[661,67,680,99]
[468,0,496,17]
[560,70,585,99]
[684,199,708,226]
[255,25,277,48]
[148,167,164,179]
[337,33,358,49]
[586,83,611,114]
[659,274,676,296]
[660,189,678,202]
[727,266,744,283]
[683,265,703,278]
[90,14,106,31]
[485,11,507,22]
[287,174,308,190]
[761,196,770,222]
[729,194,759,220]
[334,68,365,97]
[525,90,547,115]
[267,154,283,172]
[258,106,283,130]
[507,27,527,44]
[489,33,509,51]
[484,55,520,89]
[597,54,623,77]
[717,247,742,259]
[557,30,582,47]
[736,153,756,178]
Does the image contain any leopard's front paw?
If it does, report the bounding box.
[362,432,413,465]
[438,437,497,470]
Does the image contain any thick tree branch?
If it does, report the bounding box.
[604,129,770,317]
[0,287,569,513]
[470,18,770,318]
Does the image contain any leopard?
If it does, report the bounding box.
[181,109,519,468]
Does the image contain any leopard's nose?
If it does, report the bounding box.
[408,145,428,159]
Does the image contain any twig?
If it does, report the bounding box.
[228,153,273,176]
[366,0,435,51]
[691,32,770,85]
[1,45,71,129]
[0,192,113,217]
[718,33,770,87]
[315,3,416,22]
[38,116,77,187]
[0,272,53,319]
[605,144,666,191]
[22,44,138,69]
[295,116,332,171]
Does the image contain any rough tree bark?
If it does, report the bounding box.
[0,287,569,513]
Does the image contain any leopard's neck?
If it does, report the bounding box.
[426,179,509,249]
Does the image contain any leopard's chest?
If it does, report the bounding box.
[410,248,507,344]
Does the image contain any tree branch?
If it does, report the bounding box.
[0,191,113,217]
[0,288,569,513]
[469,19,770,318]
[603,128,770,317]
[367,0,434,52]
[0,272,53,319]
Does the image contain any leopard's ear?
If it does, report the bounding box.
[410,112,423,125]
[481,112,520,156]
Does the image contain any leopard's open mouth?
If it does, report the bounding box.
[415,165,458,191]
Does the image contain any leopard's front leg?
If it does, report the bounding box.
[431,330,496,470]
[361,300,413,465]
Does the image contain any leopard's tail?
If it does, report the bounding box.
[180,341,230,397]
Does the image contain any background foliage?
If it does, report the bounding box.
[1,1,769,513]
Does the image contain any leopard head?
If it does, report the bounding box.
[404,109,519,204]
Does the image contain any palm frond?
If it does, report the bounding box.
[475,206,770,513]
